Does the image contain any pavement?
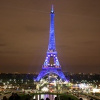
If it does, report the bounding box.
[0,93,11,100]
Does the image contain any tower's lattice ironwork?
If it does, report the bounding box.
[36,6,68,81]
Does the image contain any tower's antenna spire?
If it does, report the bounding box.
[51,5,54,13]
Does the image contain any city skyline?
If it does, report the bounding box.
[0,0,100,73]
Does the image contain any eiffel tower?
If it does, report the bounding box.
[36,6,68,82]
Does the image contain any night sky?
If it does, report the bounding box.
[0,0,100,73]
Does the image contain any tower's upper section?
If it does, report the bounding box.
[48,5,56,51]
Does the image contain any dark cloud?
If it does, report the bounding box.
[0,43,6,47]
[25,25,48,33]
[0,0,100,73]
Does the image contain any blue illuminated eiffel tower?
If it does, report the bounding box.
[36,6,68,82]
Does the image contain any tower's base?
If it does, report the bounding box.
[36,67,68,82]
